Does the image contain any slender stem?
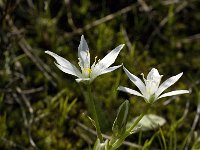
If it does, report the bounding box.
[87,84,103,143]
[111,113,145,150]
[127,112,145,133]
[111,104,151,150]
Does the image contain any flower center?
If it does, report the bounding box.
[78,54,101,78]
[146,80,158,95]
[141,73,161,100]
[82,67,92,77]
[84,67,92,74]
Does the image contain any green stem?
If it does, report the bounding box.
[111,113,145,150]
[127,112,145,133]
[111,104,151,150]
[87,84,103,143]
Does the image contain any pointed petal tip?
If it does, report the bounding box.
[80,35,86,44]
[45,51,58,57]
[114,44,125,52]
[179,90,190,94]
[118,44,125,50]
[45,50,51,54]
[45,51,57,57]
[173,72,183,81]
[186,90,190,94]
[120,44,125,47]
[177,72,183,77]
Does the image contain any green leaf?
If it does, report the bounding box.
[112,100,130,137]
[127,114,166,132]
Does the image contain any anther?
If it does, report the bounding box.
[86,50,90,56]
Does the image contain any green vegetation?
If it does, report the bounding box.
[0,0,200,149]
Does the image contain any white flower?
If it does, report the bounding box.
[118,67,189,103]
[45,35,124,83]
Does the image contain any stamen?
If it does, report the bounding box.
[78,58,82,67]
[141,73,146,82]
[86,50,90,56]
[84,68,92,74]
[95,56,98,62]
[141,73,144,77]
[93,56,98,65]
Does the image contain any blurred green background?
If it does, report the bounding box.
[0,0,200,149]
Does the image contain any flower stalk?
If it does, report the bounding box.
[110,116,143,150]
[87,84,104,143]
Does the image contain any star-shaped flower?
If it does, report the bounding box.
[45,35,124,83]
[118,67,189,103]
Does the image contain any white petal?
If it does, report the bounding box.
[89,65,121,82]
[75,78,90,83]
[45,51,82,77]
[78,35,90,68]
[95,44,124,70]
[117,86,144,97]
[147,68,162,81]
[157,90,189,99]
[91,65,122,81]
[99,64,122,75]
[156,72,183,97]
[55,63,82,77]
[123,66,146,95]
